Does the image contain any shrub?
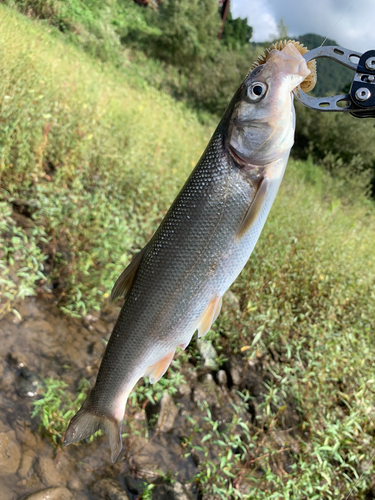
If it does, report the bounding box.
[293,102,375,196]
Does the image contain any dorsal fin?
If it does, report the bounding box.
[110,246,147,302]
[237,176,269,239]
[144,351,175,384]
[197,296,222,338]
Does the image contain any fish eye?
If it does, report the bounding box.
[248,82,267,101]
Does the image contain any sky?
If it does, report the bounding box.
[231,0,375,54]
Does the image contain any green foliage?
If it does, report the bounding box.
[2,0,155,65]
[184,401,251,499]
[141,484,155,500]
[0,5,212,317]
[143,0,221,67]
[121,0,261,114]
[168,45,263,114]
[216,157,375,497]
[293,102,375,197]
[276,17,288,39]
[1,5,375,498]
[0,201,47,317]
[128,358,185,407]
[220,10,252,50]
[31,378,96,445]
[3,0,262,116]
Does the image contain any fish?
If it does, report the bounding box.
[64,42,311,462]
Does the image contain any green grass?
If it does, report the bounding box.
[0,5,213,317]
[1,4,375,499]
[31,361,184,447]
[31,378,93,444]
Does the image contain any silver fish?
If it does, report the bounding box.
[64,43,310,462]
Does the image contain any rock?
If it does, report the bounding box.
[7,351,28,369]
[83,313,99,324]
[22,319,53,335]
[67,476,82,490]
[94,321,107,335]
[15,302,32,319]
[156,392,178,432]
[178,383,191,398]
[15,422,39,447]
[123,475,145,496]
[190,449,200,466]
[16,367,43,397]
[193,377,221,407]
[0,430,21,475]
[200,373,214,384]
[173,481,195,500]
[0,482,16,500]
[240,359,263,397]
[92,478,130,500]
[35,456,64,487]
[222,290,241,317]
[4,308,23,324]
[130,434,192,482]
[17,450,35,478]
[217,369,227,387]
[197,338,218,370]
[88,340,105,357]
[23,487,72,500]
[226,356,242,387]
[144,482,195,500]
[83,314,100,332]
[185,482,199,499]
[152,484,176,500]
[230,365,241,386]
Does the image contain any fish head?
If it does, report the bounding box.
[228,43,310,166]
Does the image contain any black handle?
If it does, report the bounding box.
[350,50,375,118]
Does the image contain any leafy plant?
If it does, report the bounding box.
[128,358,185,407]
[31,378,96,445]
[183,400,252,499]
[1,4,375,499]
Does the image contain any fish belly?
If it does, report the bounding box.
[168,152,289,352]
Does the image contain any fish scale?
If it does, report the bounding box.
[94,130,252,397]
[64,42,311,462]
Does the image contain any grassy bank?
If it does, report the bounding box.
[0,5,213,318]
[1,4,375,498]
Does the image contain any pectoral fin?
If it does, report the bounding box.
[145,351,175,384]
[111,246,147,302]
[198,296,222,338]
[237,176,270,239]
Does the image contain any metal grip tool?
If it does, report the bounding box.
[293,46,375,118]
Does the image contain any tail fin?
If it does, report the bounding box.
[64,402,123,463]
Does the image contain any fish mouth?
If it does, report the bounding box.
[228,145,252,167]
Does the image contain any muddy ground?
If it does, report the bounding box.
[0,294,282,500]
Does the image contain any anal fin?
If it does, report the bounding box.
[145,351,175,384]
[237,176,270,239]
[111,245,147,302]
[198,296,222,338]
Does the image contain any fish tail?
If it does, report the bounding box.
[63,392,123,463]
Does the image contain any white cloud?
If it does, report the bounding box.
[231,0,277,42]
[231,0,375,53]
